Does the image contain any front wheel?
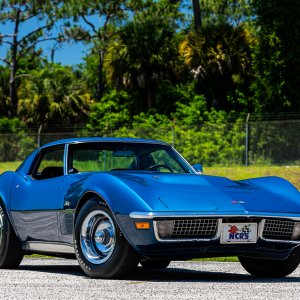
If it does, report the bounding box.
[74,199,139,278]
[239,248,300,278]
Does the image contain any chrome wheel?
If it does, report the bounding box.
[75,200,139,278]
[80,210,116,265]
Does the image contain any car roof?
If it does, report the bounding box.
[41,137,169,149]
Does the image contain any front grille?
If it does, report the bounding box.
[262,219,295,240]
[156,218,219,240]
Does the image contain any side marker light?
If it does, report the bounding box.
[135,222,150,229]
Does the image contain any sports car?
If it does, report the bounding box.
[0,137,300,278]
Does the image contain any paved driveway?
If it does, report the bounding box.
[0,259,299,299]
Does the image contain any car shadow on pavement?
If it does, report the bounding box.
[128,266,300,283]
[18,264,84,277]
[18,263,300,283]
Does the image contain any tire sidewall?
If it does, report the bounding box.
[239,248,300,278]
[0,205,9,266]
[74,200,129,278]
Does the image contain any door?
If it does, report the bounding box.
[10,146,64,243]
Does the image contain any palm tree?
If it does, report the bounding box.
[180,23,254,111]
[17,64,93,127]
[104,7,180,112]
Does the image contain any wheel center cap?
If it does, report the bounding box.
[94,230,105,243]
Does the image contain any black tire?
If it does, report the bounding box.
[74,199,139,279]
[239,248,300,278]
[0,203,24,268]
[140,258,171,269]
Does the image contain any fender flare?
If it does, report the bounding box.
[241,176,300,201]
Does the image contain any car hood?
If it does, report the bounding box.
[111,172,300,213]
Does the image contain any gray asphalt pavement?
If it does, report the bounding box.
[0,258,299,300]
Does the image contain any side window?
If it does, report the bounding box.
[32,147,64,179]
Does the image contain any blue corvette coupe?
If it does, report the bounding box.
[0,137,300,278]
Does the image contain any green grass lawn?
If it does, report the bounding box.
[193,256,238,262]
[0,161,21,173]
[205,165,300,190]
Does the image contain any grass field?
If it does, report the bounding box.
[0,161,21,173]
[193,256,238,262]
[206,165,300,190]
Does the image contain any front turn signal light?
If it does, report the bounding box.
[135,222,150,229]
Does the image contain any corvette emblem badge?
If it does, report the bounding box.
[231,200,246,204]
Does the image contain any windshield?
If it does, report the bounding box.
[68,142,193,174]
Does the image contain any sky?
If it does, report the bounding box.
[0,2,192,67]
[0,14,98,66]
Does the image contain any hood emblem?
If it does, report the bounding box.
[231,200,246,204]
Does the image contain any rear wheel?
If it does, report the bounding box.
[239,248,300,278]
[74,199,139,278]
[0,204,24,268]
[140,258,171,269]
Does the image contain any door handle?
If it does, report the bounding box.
[15,175,29,189]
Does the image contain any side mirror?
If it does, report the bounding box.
[192,163,203,173]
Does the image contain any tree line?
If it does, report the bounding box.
[0,1,300,138]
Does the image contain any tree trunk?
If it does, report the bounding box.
[192,0,202,33]
[9,61,17,117]
[147,87,152,111]
[9,8,21,117]
[96,50,104,101]
[145,74,152,111]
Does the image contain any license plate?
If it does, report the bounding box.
[220,223,257,244]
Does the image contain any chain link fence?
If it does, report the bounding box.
[1,120,300,165]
